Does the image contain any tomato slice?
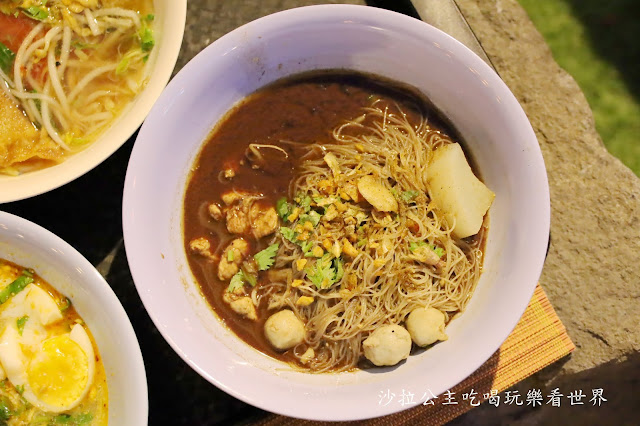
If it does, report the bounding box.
[0,13,37,52]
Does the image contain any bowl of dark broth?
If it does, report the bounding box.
[123,4,549,420]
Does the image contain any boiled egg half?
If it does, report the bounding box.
[0,285,95,413]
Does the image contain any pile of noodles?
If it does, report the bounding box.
[258,101,485,372]
[0,2,149,152]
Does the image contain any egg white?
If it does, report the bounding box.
[0,286,96,413]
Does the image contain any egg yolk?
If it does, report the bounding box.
[26,335,89,408]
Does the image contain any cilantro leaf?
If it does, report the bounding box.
[401,190,420,202]
[297,194,312,212]
[276,197,292,220]
[301,241,314,257]
[0,42,15,74]
[280,226,297,243]
[16,316,28,336]
[299,210,321,227]
[306,254,337,289]
[22,6,48,20]
[227,272,245,293]
[254,243,279,271]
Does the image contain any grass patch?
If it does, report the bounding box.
[518,0,640,176]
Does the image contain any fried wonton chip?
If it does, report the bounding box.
[0,91,63,170]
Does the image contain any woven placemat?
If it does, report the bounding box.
[254,284,575,425]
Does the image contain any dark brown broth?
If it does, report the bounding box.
[183,71,458,365]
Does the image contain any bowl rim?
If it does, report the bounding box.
[123,3,550,421]
[0,211,148,424]
[0,0,188,204]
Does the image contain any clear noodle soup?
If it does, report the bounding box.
[0,0,155,175]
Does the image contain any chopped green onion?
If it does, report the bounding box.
[144,14,155,22]
[16,316,28,336]
[401,190,420,202]
[409,241,444,257]
[0,272,33,305]
[227,250,234,262]
[60,297,71,312]
[115,55,130,75]
[138,26,154,52]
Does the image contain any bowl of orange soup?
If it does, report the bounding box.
[0,211,147,424]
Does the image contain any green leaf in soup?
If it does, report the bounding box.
[0,42,16,74]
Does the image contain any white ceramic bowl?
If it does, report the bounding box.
[0,0,187,203]
[0,212,147,424]
[123,4,549,421]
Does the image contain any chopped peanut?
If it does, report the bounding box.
[331,240,342,258]
[339,191,351,201]
[288,207,301,222]
[224,168,236,179]
[373,258,386,268]
[291,279,304,288]
[347,273,358,290]
[296,296,314,306]
[318,179,334,195]
[334,201,348,213]
[297,231,310,241]
[323,204,338,222]
[303,221,314,231]
[344,182,361,202]
[355,143,365,152]
[296,259,308,271]
[312,246,324,258]
[322,239,333,251]
[342,238,358,258]
[294,224,305,233]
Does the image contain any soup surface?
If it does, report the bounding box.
[0,0,154,175]
[184,71,494,372]
[0,259,108,424]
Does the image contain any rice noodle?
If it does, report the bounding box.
[261,104,484,372]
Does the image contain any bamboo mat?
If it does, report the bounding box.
[254,284,575,425]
